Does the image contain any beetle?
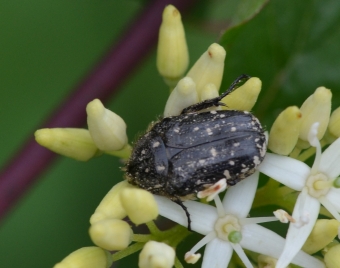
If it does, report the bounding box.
[125,75,267,230]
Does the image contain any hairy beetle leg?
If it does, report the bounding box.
[181,74,251,114]
[172,198,192,231]
[197,178,227,202]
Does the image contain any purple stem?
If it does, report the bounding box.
[0,0,197,221]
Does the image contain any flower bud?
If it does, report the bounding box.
[221,77,261,111]
[197,83,221,112]
[258,255,277,268]
[324,244,340,268]
[200,83,219,101]
[90,181,134,224]
[329,106,340,137]
[89,219,132,251]
[53,247,112,268]
[35,128,99,161]
[120,188,158,225]
[299,87,332,141]
[186,43,226,96]
[87,99,128,151]
[157,5,189,87]
[268,106,302,155]
[164,77,198,117]
[302,219,340,254]
[139,241,175,268]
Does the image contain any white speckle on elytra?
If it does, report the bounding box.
[210,148,217,157]
[241,168,249,173]
[233,142,240,147]
[229,160,235,165]
[207,128,213,135]
[157,166,165,171]
[253,156,261,165]
[153,141,160,148]
[174,128,180,133]
[199,159,206,165]
[210,110,217,114]
[231,127,236,132]
[220,114,225,118]
[141,150,146,154]
[223,170,231,179]
[193,127,199,131]
[145,168,149,173]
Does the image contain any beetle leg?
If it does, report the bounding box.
[172,198,192,231]
[181,74,251,114]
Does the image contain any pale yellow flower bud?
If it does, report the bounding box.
[89,219,132,251]
[164,77,198,117]
[53,247,112,268]
[258,255,277,268]
[157,5,189,88]
[197,83,221,112]
[324,244,340,268]
[200,83,219,101]
[268,106,302,155]
[35,128,99,161]
[87,99,127,151]
[329,106,340,137]
[90,181,134,224]
[186,43,226,96]
[302,219,340,254]
[299,87,332,141]
[120,188,158,225]
[221,77,261,111]
[139,241,175,268]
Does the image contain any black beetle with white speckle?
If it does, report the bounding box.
[125,75,267,230]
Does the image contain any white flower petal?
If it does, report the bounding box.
[257,153,309,190]
[230,243,253,268]
[153,195,217,235]
[319,137,340,178]
[276,192,320,268]
[241,224,325,268]
[325,187,340,212]
[222,172,259,217]
[201,238,232,268]
[319,196,340,221]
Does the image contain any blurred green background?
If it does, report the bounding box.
[1,0,340,267]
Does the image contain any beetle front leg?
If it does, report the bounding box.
[181,74,251,114]
[172,197,192,231]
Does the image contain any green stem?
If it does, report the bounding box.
[132,234,152,242]
[289,147,301,159]
[161,224,191,247]
[112,242,145,261]
[146,221,161,235]
[174,256,184,268]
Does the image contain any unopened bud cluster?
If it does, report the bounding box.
[89,181,158,251]
[268,86,337,155]
[163,42,262,116]
[35,99,129,161]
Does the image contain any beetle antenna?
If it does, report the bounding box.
[180,74,251,114]
[172,198,192,231]
[218,74,251,100]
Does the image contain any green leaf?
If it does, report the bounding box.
[219,0,340,128]
[220,0,269,47]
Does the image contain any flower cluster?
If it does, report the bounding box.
[35,4,340,268]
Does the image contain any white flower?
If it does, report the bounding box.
[258,122,340,268]
[154,172,324,268]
